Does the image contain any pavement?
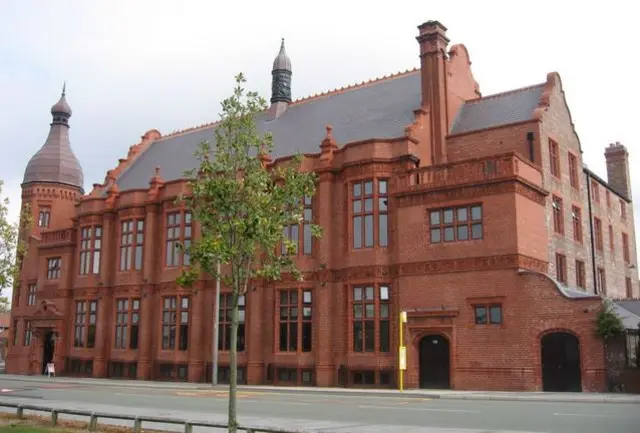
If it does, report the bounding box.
[0,375,639,432]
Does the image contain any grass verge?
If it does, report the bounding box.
[0,413,168,433]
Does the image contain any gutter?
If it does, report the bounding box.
[586,171,597,293]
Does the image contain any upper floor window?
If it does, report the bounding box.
[430,204,483,243]
[474,305,502,325]
[120,219,145,271]
[552,196,564,235]
[352,285,390,353]
[23,321,32,346]
[609,225,614,252]
[555,253,567,284]
[591,180,600,203]
[27,284,36,306]
[622,232,630,263]
[165,212,192,267]
[626,277,633,298]
[548,139,560,178]
[571,206,582,243]
[74,300,97,348]
[352,179,388,249]
[218,294,245,352]
[568,153,579,188]
[79,226,102,275]
[46,257,61,280]
[596,267,606,295]
[606,190,611,208]
[278,289,312,353]
[594,217,603,251]
[38,207,50,228]
[621,199,626,220]
[114,298,140,350]
[281,196,314,256]
[575,260,586,289]
[162,296,190,351]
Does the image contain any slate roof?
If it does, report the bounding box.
[449,84,545,135]
[113,72,548,192]
[115,70,423,191]
[613,300,640,330]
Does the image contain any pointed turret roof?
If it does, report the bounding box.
[272,38,291,71]
[22,85,84,191]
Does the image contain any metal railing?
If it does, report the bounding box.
[0,402,320,433]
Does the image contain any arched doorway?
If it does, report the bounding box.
[419,334,450,389]
[540,332,582,392]
[41,330,55,375]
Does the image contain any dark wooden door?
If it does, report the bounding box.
[541,332,582,392]
[419,335,450,389]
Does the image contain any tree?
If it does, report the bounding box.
[0,180,31,312]
[176,73,322,433]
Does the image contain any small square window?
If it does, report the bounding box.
[489,306,502,324]
[474,306,487,324]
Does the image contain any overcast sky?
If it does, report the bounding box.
[1,1,638,298]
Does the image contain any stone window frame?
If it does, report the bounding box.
[281,196,315,256]
[27,283,36,306]
[114,298,140,350]
[276,288,312,353]
[78,225,102,276]
[548,138,560,178]
[161,295,190,351]
[74,299,97,348]
[350,178,389,250]
[429,204,483,244]
[23,321,32,346]
[596,267,606,295]
[571,205,582,243]
[351,284,390,354]
[555,253,567,284]
[473,304,502,325]
[552,195,564,235]
[575,259,586,289]
[46,257,61,280]
[591,180,600,203]
[218,293,246,352]
[625,277,633,299]
[567,152,579,188]
[38,206,51,228]
[165,211,192,268]
[622,232,630,263]
[593,217,603,251]
[119,219,145,271]
[620,199,627,221]
[609,224,614,254]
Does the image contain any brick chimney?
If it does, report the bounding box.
[605,141,632,199]
[416,20,450,164]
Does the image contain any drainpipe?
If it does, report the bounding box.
[586,171,597,293]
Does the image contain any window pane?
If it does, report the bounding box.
[353,287,362,301]
[303,290,312,304]
[489,306,502,324]
[364,198,373,212]
[430,211,440,226]
[380,303,389,318]
[302,322,312,352]
[364,181,373,195]
[353,304,363,319]
[431,228,441,243]
[289,290,298,304]
[457,207,468,222]
[471,206,482,221]
[365,286,374,300]
[279,323,288,351]
[353,200,361,213]
[365,303,375,318]
[353,216,362,249]
[379,198,387,212]
[181,297,189,309]
[353,183,361,197]
[472,223,483,239]
[364,215,373,247]
[180,312,189,324]
[475,307,487,324]
[353,322,363,352]
[303,307,312,318]
[443,209,454,224]
[444,227,454,241]
[379,214,388,247]
[379,180,387,195]
[379,285,389,300]
[364,321,375,352]
[280,291,288,305]
[280,307,288,320]
[380,320,390,352]
[457,225,469,241]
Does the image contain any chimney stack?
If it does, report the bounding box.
[605,142,632,199]
[416,20,450,164]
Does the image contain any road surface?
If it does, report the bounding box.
[0,376,638,432]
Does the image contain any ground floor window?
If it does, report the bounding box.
[626,330,639,368]
[155,363,188,381]
[66,358,93,376]
[108,361,137,379]
[203,363,247,384]
[265,364,314,386]
[344,368,393,388]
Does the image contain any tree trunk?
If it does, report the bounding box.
[227,285,240,432]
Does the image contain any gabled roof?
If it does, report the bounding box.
[449,84,545,135]
[114,70,422,192]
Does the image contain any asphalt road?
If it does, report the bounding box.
[0,377,638,433]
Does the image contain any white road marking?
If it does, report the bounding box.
[554,413,619,418]
[359,404,480,413]
[0,389,13,392]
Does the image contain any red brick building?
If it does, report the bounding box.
[7,20,639,392]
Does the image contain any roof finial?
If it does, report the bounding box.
[62,81,66,97]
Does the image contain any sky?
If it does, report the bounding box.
[1,1,638,300]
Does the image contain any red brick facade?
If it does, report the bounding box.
[7,20,637,391]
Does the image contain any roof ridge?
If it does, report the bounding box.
[290,67,420,106]
[465,82,546,104]
[160,120,221,140]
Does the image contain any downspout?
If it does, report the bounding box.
[586,170,597,293]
